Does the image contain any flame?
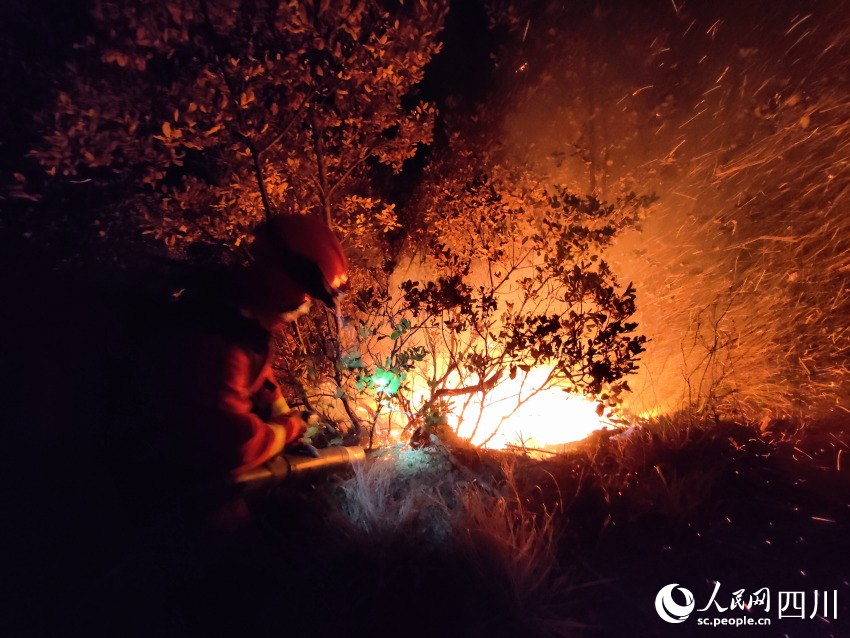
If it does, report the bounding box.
[448,366,612,450]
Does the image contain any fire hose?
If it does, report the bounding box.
[233,445,366,491]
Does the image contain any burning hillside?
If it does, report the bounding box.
[2,0,850,636]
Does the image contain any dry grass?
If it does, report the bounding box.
[332,447,456,540]
[329,447,583,637]
[450,484,583,638]
[319,414,800,635]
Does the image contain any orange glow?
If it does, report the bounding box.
[448,367,612,450]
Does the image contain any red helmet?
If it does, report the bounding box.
[253,215,349,308]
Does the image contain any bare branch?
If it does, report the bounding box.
[433,368,504,399]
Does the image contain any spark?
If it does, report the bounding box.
[785,14,813,36]
[665,139,687,159]
[707,19,723,39]
[678,108,707,129]
[786,30,814,55]
[793,446,814,460]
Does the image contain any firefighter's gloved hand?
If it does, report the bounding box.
[288,411,320,457]
[269,410,309,444]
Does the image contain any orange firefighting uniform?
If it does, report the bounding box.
[155,215,346,478]
[156,275,304,477]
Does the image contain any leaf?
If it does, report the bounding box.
[342,350,363,369]
[162,121,172,139]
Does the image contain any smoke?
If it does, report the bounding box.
[496,0,850,419]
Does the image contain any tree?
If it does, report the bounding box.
[260,5,652,447]
[29,0,649,446]
[316,117,650,446]
[31,0,446,257]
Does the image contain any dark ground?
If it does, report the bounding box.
[2,260,848,637]
[557,421,850,637]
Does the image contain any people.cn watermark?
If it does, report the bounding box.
[655,582,838,627]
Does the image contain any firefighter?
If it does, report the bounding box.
[158,214,348,479]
